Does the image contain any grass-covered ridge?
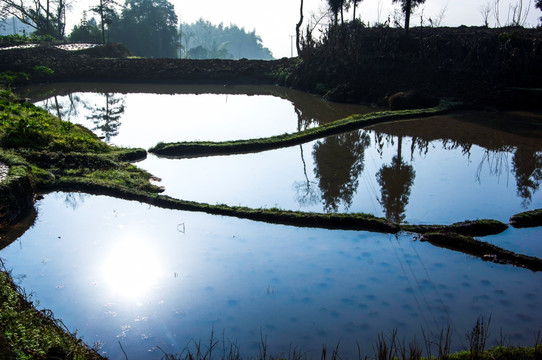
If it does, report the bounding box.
[149,100,463,158]
[0,88,159,196]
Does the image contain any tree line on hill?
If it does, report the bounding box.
[1,0,542,59]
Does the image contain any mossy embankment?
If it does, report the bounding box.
[510,209,542,228]
[149,100,462,157]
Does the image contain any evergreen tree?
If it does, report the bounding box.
[109,0,179,58]
[69,14,101,43]
[327,0,345,25]
[90,0,119,44]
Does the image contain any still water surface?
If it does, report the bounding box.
[1,84,541,358]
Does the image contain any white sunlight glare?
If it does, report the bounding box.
[101,238,166,301]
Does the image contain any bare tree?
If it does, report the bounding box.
[493,0,531,27]
[431,4,447,27]
[377,0,384,23]
[494,0,502,26]
[480,1,492,27]
[508,0,531,26]
[0,0,68,38]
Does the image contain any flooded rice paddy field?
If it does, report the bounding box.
[2,83,541,358]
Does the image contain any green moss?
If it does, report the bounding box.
[0,96,109,153]
[402,219,509,236]
[510,209,542,228]
[445,345,542,360]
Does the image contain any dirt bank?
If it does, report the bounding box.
[0,44,290,84]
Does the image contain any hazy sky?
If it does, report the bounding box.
[68,0,541,58]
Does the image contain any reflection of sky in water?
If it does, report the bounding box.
[1,194,541,359]
[32,87,542,223]
[5,87,541,358]
[139,137,542,224]
[38,92,299,148]
[32,85,375,149]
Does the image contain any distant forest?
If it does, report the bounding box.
[2,0,542,59]
[180,19,273,60]
[0,17,33,36]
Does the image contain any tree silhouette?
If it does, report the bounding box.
[85,93,125,142]
[90,0,119,44]
[376,136,415,223]
[69,13,101,43]
[349,0,364,21]
[392,0,426,35]
[537,0,542,24]
[327,0,345,25]
[296,0,304,55]
[312,131,371,212]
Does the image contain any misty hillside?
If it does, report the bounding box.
[180,19,273,60]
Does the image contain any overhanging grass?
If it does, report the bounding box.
[149,101,464,157]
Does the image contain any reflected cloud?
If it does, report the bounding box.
[102,238,166,300]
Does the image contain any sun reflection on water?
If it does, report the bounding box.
[101,238,166,300]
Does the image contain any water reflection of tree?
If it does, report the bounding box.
[42,94,84,122]
[85,93,126,142]
[376,136,416,224]
[312,131,371,212]
[294,144,320,207]
[58,193,89,210]
[475,149,511,183]
[512,148,542,208]
[294,108,320,207]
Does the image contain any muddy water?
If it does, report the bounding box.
[1,84,541,359]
